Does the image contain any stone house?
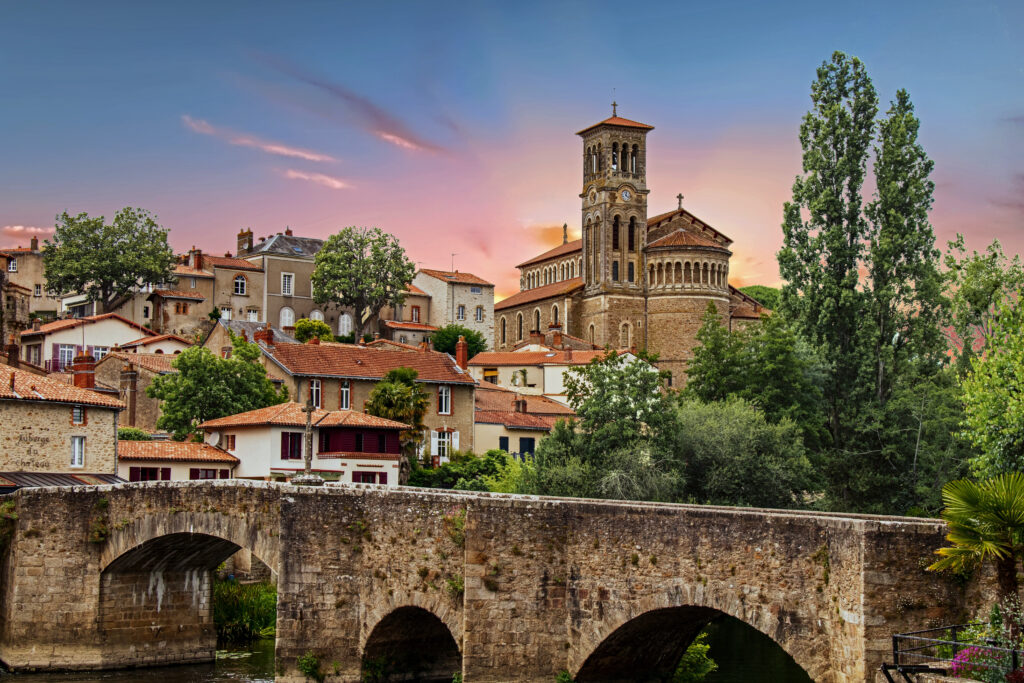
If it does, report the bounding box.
[199,401,407,484]
[18,313,156,372]
[473,384,574,458]
[378,283,436,345]
[0,356,123,490]
[255,336,476,460]
[0,236,61,317]
[94,351,177,433]
[413,269,495,348]
[468,347,625,405]
[201,319,297,358]
[117,440,238,482]
[0,251,31,341]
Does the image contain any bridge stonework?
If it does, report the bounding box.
[0,482,973,682]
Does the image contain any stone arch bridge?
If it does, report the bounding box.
[0,482,971,682]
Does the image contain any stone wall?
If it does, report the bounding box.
[646,293,729,385]
[0,401,118,474]
[0,483,980,682]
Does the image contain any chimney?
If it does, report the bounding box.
[4,334,18,368]
[419,340,428,353]
[71,353,96,389]
[285,226,293,236]
[530,329,545,345]
[9,371,14,391]
[189,247,202,271]
[30,236,39,251]
[549,322,563,348]
[253,326,273,346]
[306,336,320,345]
[32,318,41,332]
[237,228,253,256]
[455,335,468,370]
[514,398,527,413]
[564,347,573,362]
[120,364,138,427]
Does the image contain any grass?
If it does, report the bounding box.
[213,578,277,644]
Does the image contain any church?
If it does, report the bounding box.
[493,108,767,384]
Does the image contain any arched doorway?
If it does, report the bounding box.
[575,607,811,683]
[361,606,461,682]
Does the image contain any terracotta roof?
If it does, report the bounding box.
[405,284,428,295]
[204,255,263,272]
[118,440,239,464]
[517,239,583,268]
[199,402,408,430]
[264,343,475,385]
[102,351,178,374]
[730,303,763,320]
[0,367,124,409]
[418,269,493,286]
[365,339,423,352]
[382,320,438,332]
[46,372,73,384]
[576,116,655,136]
[120,333,193,348]
[646,228,730,252]
[0,247,37,253]
[173,265,214,278]
[474,410,560,431]
[475,384,575,416]
[150,289,206,301]
[468,349,610,367]
[19,313,156,339]
[646,208,733,245]
[494,277,584,311]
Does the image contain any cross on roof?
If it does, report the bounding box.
[612,101,618,116]
[677,193,684,210]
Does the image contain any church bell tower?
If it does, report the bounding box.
[577,104,653,296]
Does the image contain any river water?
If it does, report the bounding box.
[0,616,811,682]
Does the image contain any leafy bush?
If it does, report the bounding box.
[213,579,277,644]
[674,631,718,682]
[294,318,334,343]
[408,450,505,490]
[117,427,151,441]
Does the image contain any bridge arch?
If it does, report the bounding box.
[571,585,819,681]
[361,605,461,682]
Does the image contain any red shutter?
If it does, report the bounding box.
[281,432,288,458]
[189,468,199,480]
[219,469,229,479]
[379,472,387,485]
[51,343,59,369]
[161,468,171,481]
[129,467,140,482]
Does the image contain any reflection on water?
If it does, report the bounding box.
[0,640,275,683]
[702,616,814,683]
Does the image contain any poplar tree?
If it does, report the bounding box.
[778,51,878,444]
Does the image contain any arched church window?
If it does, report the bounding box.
[611,143,619,171]
[612,216,620,250]
[628,262,635,283]
[517,313,523,341]
[533,309,541,333]
[620,323,631,349]
[589,324,595,344]
[631,145,638,174]
[612,261,619,282]
[552,305,559,325]
[620,145,628,172]
[628,217,636,251]
[500,318,507,346]
[685,262,692,284]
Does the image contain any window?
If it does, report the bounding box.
[189,468,220,480]
[612,217,620,250]
[378,433,386,452]
[7,258,16,272]
[233,275,247,295]
[33,284,41,297]
[399,335,407,344]
[353,471,387,484]
[92,347,108,360]
[280,307,294,328]
[517,314,523,340]
[281,272,294,296]
[129,467,169,481]
[174,302,190,315]
[552,305,559,325]
[628,262,635,283]
[224,434,236,450]
[189,277,197,289]
[411,306,420,323]
[340,380,350,410]
[456,304,466,321]
[310,310,324,322]
[519,437,536,457]
[483,368,498,384]
[437,385,451,415]
[612,261,619,281]
[500,318,507,345]
[143,305,150,319]
[71,405,86,425]
[247,309,259,322]
[71,436,85,467]
[309,379,321,408]
[499,436,509,452]
[280,432,303,460]
[475,306,484,322]
[354,433,364,452]
[628,218,636,251]
[220,307,232,320]
[470,286,482,294]
[58,344,76,370]
[339,313,353,336]
[533,309,540,332]
[435,431,451,461]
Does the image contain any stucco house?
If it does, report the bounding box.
[473,383,574,458]
[467,347,624,405]
[117,440,238,481]
[17,313,155,372]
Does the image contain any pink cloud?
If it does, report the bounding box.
[181,115,337,163]
[282,169,349,190]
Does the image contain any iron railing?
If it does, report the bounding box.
[881,624,1023,682]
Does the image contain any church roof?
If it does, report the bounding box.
[517,239,582,269]
[646,228,731,253]
[494,277,584,311]
[647,207,733,245]
[576,116,655,136]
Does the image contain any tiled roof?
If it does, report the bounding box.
[210,320,298,345]
[576,116,655,136]
[247,234,323,258]
[405,284,428,295]
[382,320,438,332]
[0,247,38,253]
[365,339,423,352]
[102,351,178,374]
[150,289,206,301]
[418,269,493,286]
[198,402,408,430]
[474,410,560,431]
[120,333,192,348]
[646,228,730,252]
[517,239,583,268]
[118,440,239,464]
[731,303,764,320]
[205,255,263,272]
[173,265,214,278]
[0,472,124,489]
[475,384,575,416]
[264,343,475,385]
[494,278,584,311]
[469,349,610,367]
[19,313,156,339]
[646,208,733,245]
[0,367,124,409]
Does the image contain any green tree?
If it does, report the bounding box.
[671,398,813,509]
[929,473,1024,615]
[43,208,177,312]
[406,450,505,490]
[864,89,944,406]
[117,427,152,441]
[960,301,1024,478]
[684,304,746,403]
[293,318,334,343]
[430,324,487,359]
[147,333,287,440]
[365,367,430,469]
[738,285,781,311]
[311,227,414,342]
[778,51,878,444]
[673,632,718,683]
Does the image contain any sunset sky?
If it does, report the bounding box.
[2,1,1022,297]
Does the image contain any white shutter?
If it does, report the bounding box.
[430,431,439,456]
[451,431,460,451]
